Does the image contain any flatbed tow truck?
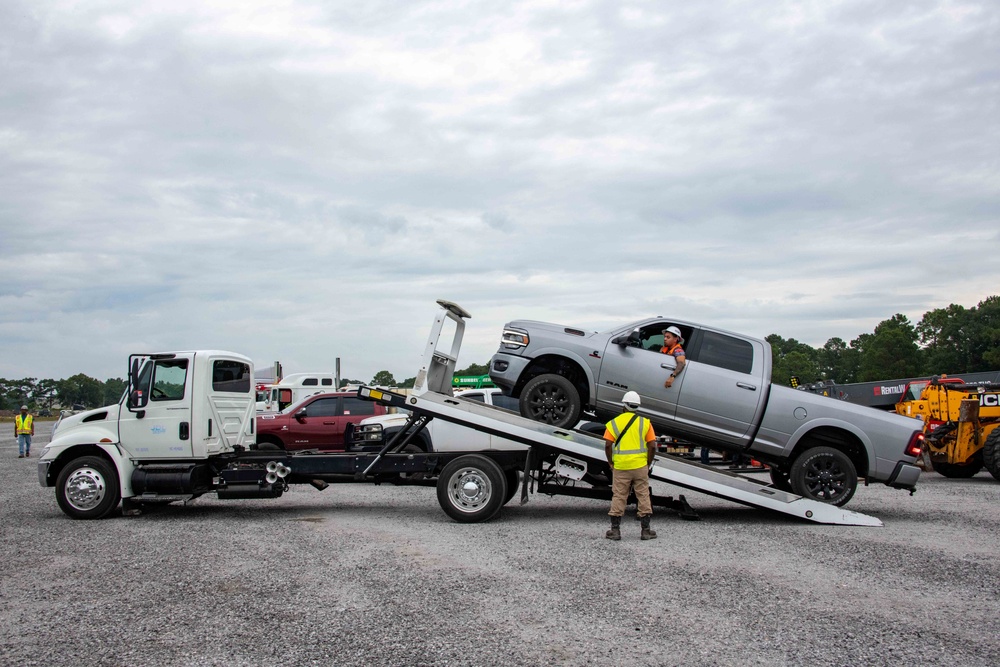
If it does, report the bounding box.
[39,301,883,526]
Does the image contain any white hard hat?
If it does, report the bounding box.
[622,391,641,409]
[21,405,28,410]
[663,326,682,339]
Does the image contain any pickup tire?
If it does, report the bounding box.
[519,373,582,428]
[55,455,121,520]
[930,459,983,478]
[789,447,857,506]
[437,454,507,523]
[768,466,792,492]
[983,428,1000,481]
[256,435,285,450]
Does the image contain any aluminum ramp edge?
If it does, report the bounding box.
[399,390,884,527]
[648,458,883,527]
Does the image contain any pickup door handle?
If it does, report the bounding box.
[323,421,336,425]
[660,363,674,369]
[737,382,757,391]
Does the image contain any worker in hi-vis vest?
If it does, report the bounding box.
[15,405,34,458]
[603,391,657,541]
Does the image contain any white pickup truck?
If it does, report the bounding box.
[353,388,526,452]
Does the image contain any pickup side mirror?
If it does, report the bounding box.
[613,329,642,347]
[295,407,308,420]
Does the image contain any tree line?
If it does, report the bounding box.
[0,375,127,413]
[769,296,1000,386]
[5,296,997,412]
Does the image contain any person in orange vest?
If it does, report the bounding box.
[15,405,34,458]
[603,391,657,541]
[660,325,687,389]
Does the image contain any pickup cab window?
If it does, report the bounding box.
[693,331,754,375]
[304,398,338,417]
[342,397,376,416]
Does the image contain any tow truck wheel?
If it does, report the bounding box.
[930,459,983,478]
[983,428,1000,481]
[519,373,582,428]
[437,455,507,522]
[55,456,121,520]
[789,447,857,507]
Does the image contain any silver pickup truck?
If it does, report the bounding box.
[489,316,923,506]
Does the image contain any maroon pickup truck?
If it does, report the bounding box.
[256,392,388,451]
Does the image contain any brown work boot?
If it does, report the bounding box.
[640,516,657,540]
[605,516,621,541]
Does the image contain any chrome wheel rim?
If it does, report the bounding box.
[64,467,107,511]
[446,467,493,513]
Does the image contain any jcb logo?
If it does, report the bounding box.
[981,393,1000,408]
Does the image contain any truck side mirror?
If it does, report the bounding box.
[129,389,148,412]
[128,357,149,410]
[613,329,641,347]
[295,407,308,420]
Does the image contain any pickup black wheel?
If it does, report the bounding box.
[255,436,285,451]
[437,455,507,523]
[789,447,857,507]
[768,466,792,491]
[983,428,1000,481]
[55,456,121,520]
[930,459,983,478]
[519,373,582,428]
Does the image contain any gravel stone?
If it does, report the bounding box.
[2,421,999,666]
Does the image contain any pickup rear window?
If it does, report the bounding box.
[695,332,754,374]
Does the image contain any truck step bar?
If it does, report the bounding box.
[361,386,883,527]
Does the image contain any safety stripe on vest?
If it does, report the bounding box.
[610,416,647,455]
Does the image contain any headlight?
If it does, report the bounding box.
[353,424,384,442]
[501,328,529,349]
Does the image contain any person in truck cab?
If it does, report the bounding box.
[660,326,686,389]
[604,392,658,541]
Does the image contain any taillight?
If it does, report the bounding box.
[904,431,924,458]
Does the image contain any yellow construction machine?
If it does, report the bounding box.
[895,377,1000,479]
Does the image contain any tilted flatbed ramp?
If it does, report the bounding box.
[362,387,883,527]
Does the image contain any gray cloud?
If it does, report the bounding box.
[1,0,998,383]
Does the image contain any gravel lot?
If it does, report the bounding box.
[2,420,999,667]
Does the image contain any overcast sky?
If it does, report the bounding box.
[1,0,998,385]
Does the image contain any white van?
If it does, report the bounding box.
[257,373,339,413]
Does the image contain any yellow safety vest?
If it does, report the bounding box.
[15,414,33,434]
[607,412,651,470]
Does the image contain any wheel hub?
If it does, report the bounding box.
[65,468,107,511]
[448,468,492,512]
[461,479,482,500]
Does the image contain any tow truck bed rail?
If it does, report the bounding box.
[359,385,883,526]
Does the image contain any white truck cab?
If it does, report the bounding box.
[259,373,340,413]
[39,351,257,518]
